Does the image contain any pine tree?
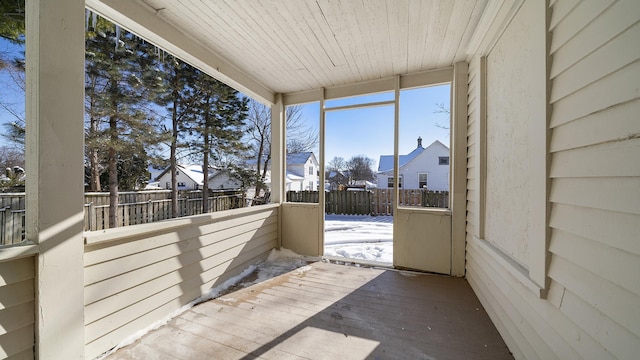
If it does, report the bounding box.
[0,0,25,69]
[85,19,164,226]
[184,72,248,213]
[153,55,199,217]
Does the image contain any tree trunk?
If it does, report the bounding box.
[108,114,118,228]
[253,136,265,205]
[202,110,210,213]
[170,97,179,218]
[89,147,101,191]
[88,80,101,191]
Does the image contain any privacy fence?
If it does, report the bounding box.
[287,189,449,215]
[0,190,244,245]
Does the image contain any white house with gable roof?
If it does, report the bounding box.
[377,137,449,191]
[286,152,319,191]
[155,164,212,190]
[248,152,319,191]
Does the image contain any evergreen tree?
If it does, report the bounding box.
[0,0,25,69]
[153,55,199,217]
[85,19,164,226]
[184,72,248,213]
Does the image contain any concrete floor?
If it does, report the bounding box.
[107,261,513,360]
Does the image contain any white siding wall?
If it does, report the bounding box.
[156,171,199,190]
[466,1,640,359]
[83,205,279,359]
[378,143,450,191]
[0,257,35,359]
[208,172,242,190]
[399,145,450,191]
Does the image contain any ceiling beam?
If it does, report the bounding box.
[282,67,453,105]
[86,0,275,104]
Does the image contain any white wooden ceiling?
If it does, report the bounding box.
[88,0,489,102]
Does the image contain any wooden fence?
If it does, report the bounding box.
[84,193,244,231]
[287,189,449,215]
[0,190,244,245]
[0,207,25,245]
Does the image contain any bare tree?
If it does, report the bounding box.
[434,102,450,130]
[244,100,317,203]
[327,156,345,172]
[346,155,375,182]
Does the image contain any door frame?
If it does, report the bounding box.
[281,64,467,275]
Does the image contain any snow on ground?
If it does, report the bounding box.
[324,214,393,264]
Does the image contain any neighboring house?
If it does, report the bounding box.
[325,170,348,190]
[286,152,320,191]
[377,137,449,191]
[154,164,211,190]
[207,169,242,190]
[252,152,320,191]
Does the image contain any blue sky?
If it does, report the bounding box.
[0,37,451,170]
[293,84,451,170]
[0,38,25,146]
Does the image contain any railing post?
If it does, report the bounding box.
[2,207,9,245]
[147,200,153,223]
[88,202,95,231]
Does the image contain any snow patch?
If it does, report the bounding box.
[324,215,393,264]
[254,248,314,283]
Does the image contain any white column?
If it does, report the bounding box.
[26,0,85,358]
[270,94,285,204]
[271,94,285,249]
[451,61,469,277]
[318,90,326,255]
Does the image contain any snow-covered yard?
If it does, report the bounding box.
[324,214,393,264]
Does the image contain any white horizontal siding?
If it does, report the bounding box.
[0,257,34,359]
[548,2,640,356]
[84,207,278,359]
[466,0,640,359]
[466,56,481,238]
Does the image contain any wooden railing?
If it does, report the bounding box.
[83,194,244,230]
[0,190,245,245]
[288,189,449,215]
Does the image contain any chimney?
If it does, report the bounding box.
[417,137,423,148]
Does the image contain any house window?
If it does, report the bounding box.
[439,156,449,165]
[177,182,186,187]
[309,166,313,175]
[387,177,402,188]
[419,173,428,188]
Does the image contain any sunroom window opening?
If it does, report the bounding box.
[0,2,27,247]
[324,100,394,265]
[82,13,263,231]
[396,84,451,209]
[285,102,320,204]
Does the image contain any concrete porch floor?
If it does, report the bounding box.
[107,261,512,360]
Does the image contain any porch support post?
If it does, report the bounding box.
[270,94,285,204]
[26,0,86,358]
[451,61,469,276]
[271,94,285,247]
[318,90,326,255]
